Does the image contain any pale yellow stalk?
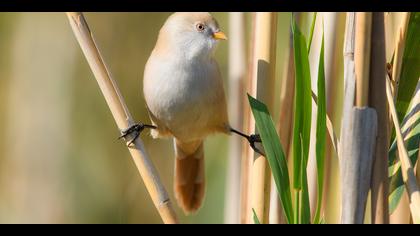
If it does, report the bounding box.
[354,12,372,107]
[66,12,178,224]
[247,12,278,224]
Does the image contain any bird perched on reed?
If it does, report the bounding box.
[118,12,261,214]
[142,12,229,214]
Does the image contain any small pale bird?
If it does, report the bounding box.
[143,12,230,214]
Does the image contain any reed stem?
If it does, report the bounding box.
[66,12,179,224]
[369,12,390,224]
[340,12,378,224]
[355,12,372,107]
[224,12,246,224]
[248,12,278,224]
[240,12,256,224]
[391,13,410,98]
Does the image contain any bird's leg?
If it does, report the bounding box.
[230,128,265,156]
[118,122,157,147]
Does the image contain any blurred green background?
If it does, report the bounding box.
[0,12,294,223]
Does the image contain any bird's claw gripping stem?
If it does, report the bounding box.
[248,134,265,156]
[118,122,157,147]
[230,128,265,156]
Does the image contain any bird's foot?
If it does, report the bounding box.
[118,122,157,147]
[230,128,265,156]
[248,134,265,156]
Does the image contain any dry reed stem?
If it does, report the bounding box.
[277,43,294,156]
[340,12,378,224]
[391,12,410,98]
[66,12,179,224]
[340,12,356,165]
[278,14,300,163]
[224,12,246,224]
[248,12,278,224]
[354,12,372,107]
[341,107,377,224]
[385,77,420,224]
[369,12,390,224]
[320,13,346,222]
[240,12,256,224]
[417,149,420,190]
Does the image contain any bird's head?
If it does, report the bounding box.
[156,12,227,60]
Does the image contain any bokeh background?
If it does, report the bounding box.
[0,12,300,223]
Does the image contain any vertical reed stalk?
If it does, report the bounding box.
[391,13,410,98]
[320,12,346,223]
[240,12,256,224]
[277,17,298,158]
[341,12,378,224]
[417,150,420,190]
[369,12,390,224]
[355,12,372,107]
[225,12,246,224]
[340,12,356,163]
[66,12,178,224]
[247,12,278,224]
[387,13,411,223]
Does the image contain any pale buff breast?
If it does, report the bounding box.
[143,52,229,142]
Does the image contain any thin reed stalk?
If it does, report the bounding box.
[277,14,299,172]
[240,12,256,224]
[386,12,411,224]
[340,12,356,163]
[387,13,412,223]
[320,13,346,223]
[369,12,390,224]
[66,12,178,224]
[247,12,278,224]
[224,12,246,224]
[391,13,410,98]
[417,150,420,190]
[355,12,372,107]
[385,77,420,223]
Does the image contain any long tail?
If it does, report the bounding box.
[174,139,205,214]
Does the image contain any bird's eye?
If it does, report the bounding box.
[196,23,205,32]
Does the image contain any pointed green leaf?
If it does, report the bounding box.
[307,12,317,54]
[252,208,261,224]
[314,32,326,224]
[292,13,312,191]
[248,94,294,224]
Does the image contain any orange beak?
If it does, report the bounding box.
[213,31,227,40]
